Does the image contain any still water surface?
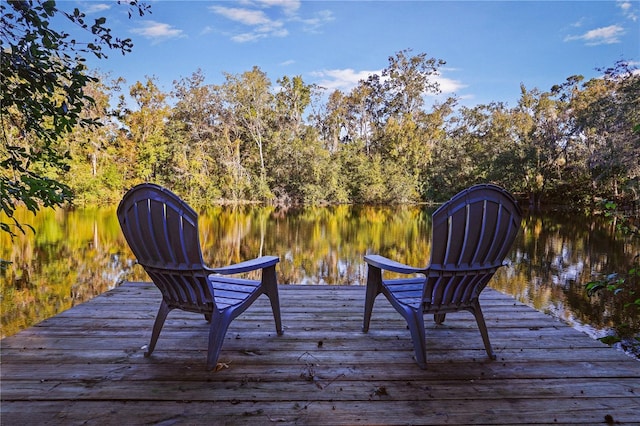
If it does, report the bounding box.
[2,204,638,356]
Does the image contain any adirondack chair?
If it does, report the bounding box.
[117,183,283,370]
[363,184,522,369]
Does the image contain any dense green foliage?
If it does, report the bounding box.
[50,55,640,210]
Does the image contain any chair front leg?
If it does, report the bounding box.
[363,265,382,332]
[261,265,283,335]
[206,307,233,370]
[401,306,428,369]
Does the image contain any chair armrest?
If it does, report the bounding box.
[364,254,426,275]
[209,255,279,275]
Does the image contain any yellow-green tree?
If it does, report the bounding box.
[222,66,274,201]
[120,77,170,185]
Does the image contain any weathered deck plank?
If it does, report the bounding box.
[2,282,639,425]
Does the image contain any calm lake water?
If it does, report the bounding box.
[2,204,639,357]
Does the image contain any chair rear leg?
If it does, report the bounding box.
[363,266,382,332]
[262,265,283,335]
[471,302,496,360]
[146,301,171,357]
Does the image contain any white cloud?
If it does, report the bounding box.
[253,0,301,16]
[297,10,335,33]
[210,6,272,26]
[209,2,332,42]
[428,69,467,95]
[310,68,465,96]
[617,0,638,21]
[311,68,381,91]
[229,33,255,43]
[432,75,466,95]
[457,94,476,102]
[131,21,185,44]
[84,3,111,14]
[570,17,587,28]
[231,29,288,42]
[210,5,288,42]
[564,24,625,45]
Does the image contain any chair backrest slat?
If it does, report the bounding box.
[468,202,486,265]
[424,184,522,308]
[478,200,501,265]
[147,200,166,264]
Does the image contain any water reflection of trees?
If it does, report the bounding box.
[1,207,132,337]
[492,211,639,337]
[2,206,638,343]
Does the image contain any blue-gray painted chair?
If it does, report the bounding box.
[117,183,283,370]
[363,184,522,369]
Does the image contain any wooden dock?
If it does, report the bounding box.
[1,282,639,425]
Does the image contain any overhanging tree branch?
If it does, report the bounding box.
[0,0,149,237]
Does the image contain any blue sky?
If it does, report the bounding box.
[74,0,639,108]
